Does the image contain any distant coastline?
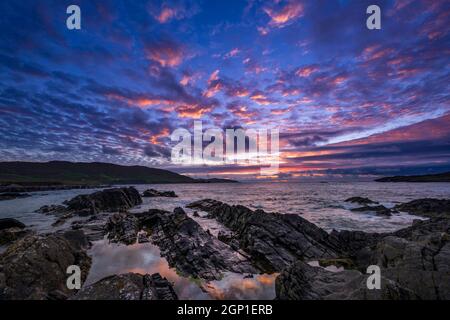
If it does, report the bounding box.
[375,171,450,182]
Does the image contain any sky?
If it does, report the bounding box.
[0,0,449,181]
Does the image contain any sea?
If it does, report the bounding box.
[1,182,449,299]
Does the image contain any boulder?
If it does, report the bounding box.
[72,273,177,300]
[0,234,91,299]
[275,260,417,300]
[394,198,450,218]
[187,199,342,272]
[0,218,26,230]
[0,219,28,245]
[142,189,177,198]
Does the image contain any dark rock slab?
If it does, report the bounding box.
[0,234,91,299]
[345,197,378,205]
[350,205,394,216]
[142,189,177,198]
[275,260,418,300]
[187,199,342,272]
[394,198,450,218]
[72,273,177,300]
[59,230,91,250]
[135,207,257,280]
[0,219,29,245]
[36,205,67,215]
[0,192,31,201]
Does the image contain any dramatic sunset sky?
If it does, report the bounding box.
[0,0,449,181]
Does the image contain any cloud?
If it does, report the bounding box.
[263,1,304,28]
[144,36,185,67]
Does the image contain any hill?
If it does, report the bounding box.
[0,161,236,185]
[375,171,450,182]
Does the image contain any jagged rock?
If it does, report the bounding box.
[72,273,177,300]
[0,192,31,201]
[0,234,91,299]
[350,205,393,216]
[392,217,450,240]
[276,260,418,300]
[106,213,139,245]
[142,189,177,198]
[35,188,142,228]
[65,187,142,214]
[0,218,26,230]
[329,229,384,256]
[394,198,450,218]
[352,233,450,300]
[345,197,378,205]
[330,218,450,299]
[187,199,342,272]
[135,207,257,280]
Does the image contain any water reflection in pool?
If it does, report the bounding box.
[85,239,277,300]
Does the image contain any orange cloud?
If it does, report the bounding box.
[156,7,177,23]
[264,2,304,27]
[145,39,184,67]
[295,66,318,77]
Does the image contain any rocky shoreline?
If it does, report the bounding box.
[1,188,449,300]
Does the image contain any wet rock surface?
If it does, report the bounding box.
[72,273,177,300]
[276,260,417,300]
[0,233,91,299]
[394,198,450,218]
[280,217,450,300]
[135,207,257,280]
[187,199,342,272]
[142,189,177,198]
[35,187,142,227]
[350,205,394,216]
